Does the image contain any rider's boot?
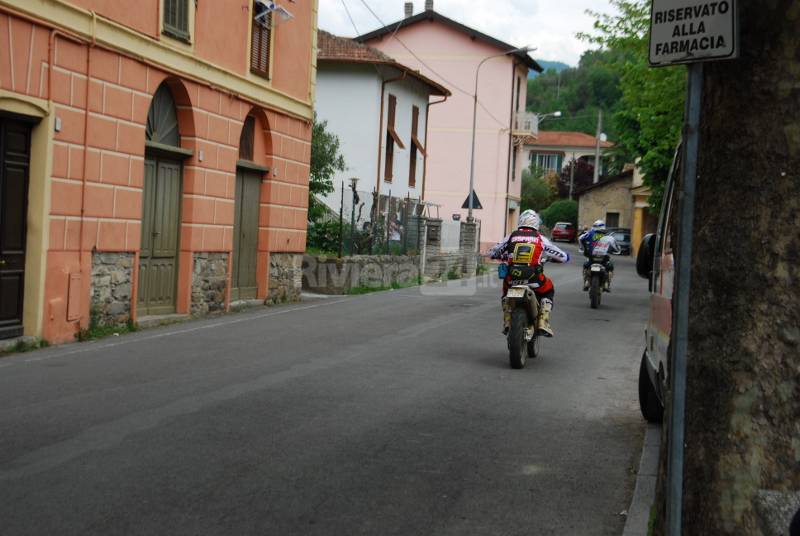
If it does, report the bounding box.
[604,270,613,292]
[537,298,554,338]
[582,268,590,291]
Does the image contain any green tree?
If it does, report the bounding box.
[540,199,578,229]
[580,0,685,209]
[520,166,556,212]
[309,114,346,223]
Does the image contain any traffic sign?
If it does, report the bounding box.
[649,0,737,66]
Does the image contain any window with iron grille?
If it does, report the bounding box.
[163,0,190,41]
[251,1,273,77]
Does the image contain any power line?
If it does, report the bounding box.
[339,0,361,36]
[354,0,511,128]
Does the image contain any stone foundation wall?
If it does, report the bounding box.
[268,253,303,304]
[302,255,421,294]
[191,253,228,316]
[424,252,478,281]
[91,252,134,327]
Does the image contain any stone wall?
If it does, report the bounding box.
[191,253,228,316]
[424,252,477,281]
[268,253,303,304]
[303,255,421,294]
[91,252,134,327]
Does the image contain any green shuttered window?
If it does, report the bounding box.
[163,0,190,41]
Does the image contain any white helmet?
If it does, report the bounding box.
[518,210,541,230]
[592,219,606,231]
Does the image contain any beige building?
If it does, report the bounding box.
[576,170,634,231]
[576,167,659,256]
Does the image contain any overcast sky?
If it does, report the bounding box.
[317,0,617,67]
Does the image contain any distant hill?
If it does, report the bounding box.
[530,60,570,78]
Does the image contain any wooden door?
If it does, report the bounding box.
[138,158,181,315]
[231,168,261,301]
[0,119,31,339]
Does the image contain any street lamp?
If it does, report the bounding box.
[536,110,562,126]
[467,45,535,223]
[349,177,359,255]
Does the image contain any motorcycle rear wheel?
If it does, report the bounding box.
[508,308,528,369]
[590,274,602,309]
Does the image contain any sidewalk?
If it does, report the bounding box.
[623,423,661,535]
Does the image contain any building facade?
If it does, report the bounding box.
[523,131,612,176]
[575,170,634,231]
[315,31,449,231]
[357,2,541,250]
[0,0,317,343]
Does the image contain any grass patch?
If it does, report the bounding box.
[76,319,138,342]
[446,267,461,280]
[477,263,491,275]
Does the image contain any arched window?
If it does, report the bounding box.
[146,84,180,147]
[239,115,255,161]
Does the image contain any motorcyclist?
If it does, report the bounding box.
[489,210,570,337]
[578,219,621,291]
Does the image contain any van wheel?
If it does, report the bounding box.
[638,352,664,423]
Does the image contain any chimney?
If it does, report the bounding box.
[425,0,433,11]
[404,2,413,17]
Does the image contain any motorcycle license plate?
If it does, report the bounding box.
[507,287,526,298]
[590,265,603,272]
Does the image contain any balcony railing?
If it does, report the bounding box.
[513,112,538,136]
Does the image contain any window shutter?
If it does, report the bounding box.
[384,95,397,181]
[163,0,189,39]
[409,106,420,187]
[250,4,272,77]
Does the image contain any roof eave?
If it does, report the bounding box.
[356,11,543,73]
[317,57,451,97]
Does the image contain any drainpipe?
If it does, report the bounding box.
[77,11,97,288]
[503,60,517,237]
[374,70,408,195]
[420,94,447,201]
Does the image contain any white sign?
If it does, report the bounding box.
[649,0,737,66]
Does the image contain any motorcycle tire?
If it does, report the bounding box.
[590,274,601,309]
[508,308,528,369]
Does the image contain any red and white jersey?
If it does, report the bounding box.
[490,227,571,265]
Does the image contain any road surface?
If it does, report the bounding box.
[0,245,649,535]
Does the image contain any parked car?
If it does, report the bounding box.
[608,228,631,255]
[550,222,577,242]
[635,145,681,423]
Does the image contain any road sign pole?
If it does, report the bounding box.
[667,61,703,536]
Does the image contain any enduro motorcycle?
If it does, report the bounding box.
[584,239,612,309]
[500,250,543,369]
[586,257,608,309]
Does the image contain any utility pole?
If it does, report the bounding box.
[592,109,602,184]
[568,157,576,200]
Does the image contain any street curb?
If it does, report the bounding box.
[623,423,662,536]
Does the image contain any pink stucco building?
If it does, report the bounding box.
[358,2,542,249]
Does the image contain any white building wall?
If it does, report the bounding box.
[315,64,382,215]
[315,64,432,224]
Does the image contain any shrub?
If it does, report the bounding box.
[540,199,578,228]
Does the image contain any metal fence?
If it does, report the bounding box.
[317,183,425,256]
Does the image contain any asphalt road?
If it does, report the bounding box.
[0,245,649,536]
